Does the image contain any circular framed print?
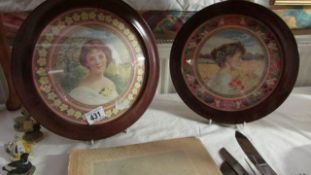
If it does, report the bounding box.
[12,0,159,140]
[170,1,299,123]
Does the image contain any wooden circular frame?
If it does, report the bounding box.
[12,0,159,140]
[170,1,299,123]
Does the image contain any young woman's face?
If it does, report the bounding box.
[85,49,108,74]
[227,51,242,69]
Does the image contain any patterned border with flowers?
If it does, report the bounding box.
[182,15,283,111]
[32,8,145,123]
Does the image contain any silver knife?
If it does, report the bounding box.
[235,131,278,175]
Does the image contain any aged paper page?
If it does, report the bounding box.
[68,137,222,175]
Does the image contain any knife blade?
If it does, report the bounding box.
[235,131,278,175]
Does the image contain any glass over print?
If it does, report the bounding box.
[170,1,299,123]
[183,15,282,111]
[12,0,159,140]
[33,8,145,123]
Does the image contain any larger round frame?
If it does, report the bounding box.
[12,0,159,140]
[170,1,299,123]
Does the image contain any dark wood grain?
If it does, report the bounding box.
[11,0,159,140]
[0,15,21,110]
[170,0,299,123]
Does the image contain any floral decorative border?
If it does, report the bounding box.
[3,9,310,43]
[32,8,145,123]
[182,15,283,111]
[1,11,195,44]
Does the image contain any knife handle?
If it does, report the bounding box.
[256,163,278,175]
[219,148,250,175]
[220,162,238,175]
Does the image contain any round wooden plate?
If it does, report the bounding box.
[170,1,299,123]
[12,0,159,140]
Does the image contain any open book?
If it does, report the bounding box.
[68,137,222,175]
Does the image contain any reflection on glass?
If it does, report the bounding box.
[32,9,145,121]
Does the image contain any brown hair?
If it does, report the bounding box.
[79,39,112,67]
[211,41,245,67]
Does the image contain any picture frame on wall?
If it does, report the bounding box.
[11,0,159,140]
[271,0,311,5]
[170,0,299,123]
[271,5,311,35]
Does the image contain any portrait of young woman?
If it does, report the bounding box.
[50,27,134,107]
[196,29,267,98]
[69,39,119,105]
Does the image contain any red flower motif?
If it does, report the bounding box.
[229,79,245,90]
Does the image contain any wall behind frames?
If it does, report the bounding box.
[0,0,269,12]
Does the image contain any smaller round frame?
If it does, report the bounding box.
[170,1,299,123]
[12,0,159,140]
